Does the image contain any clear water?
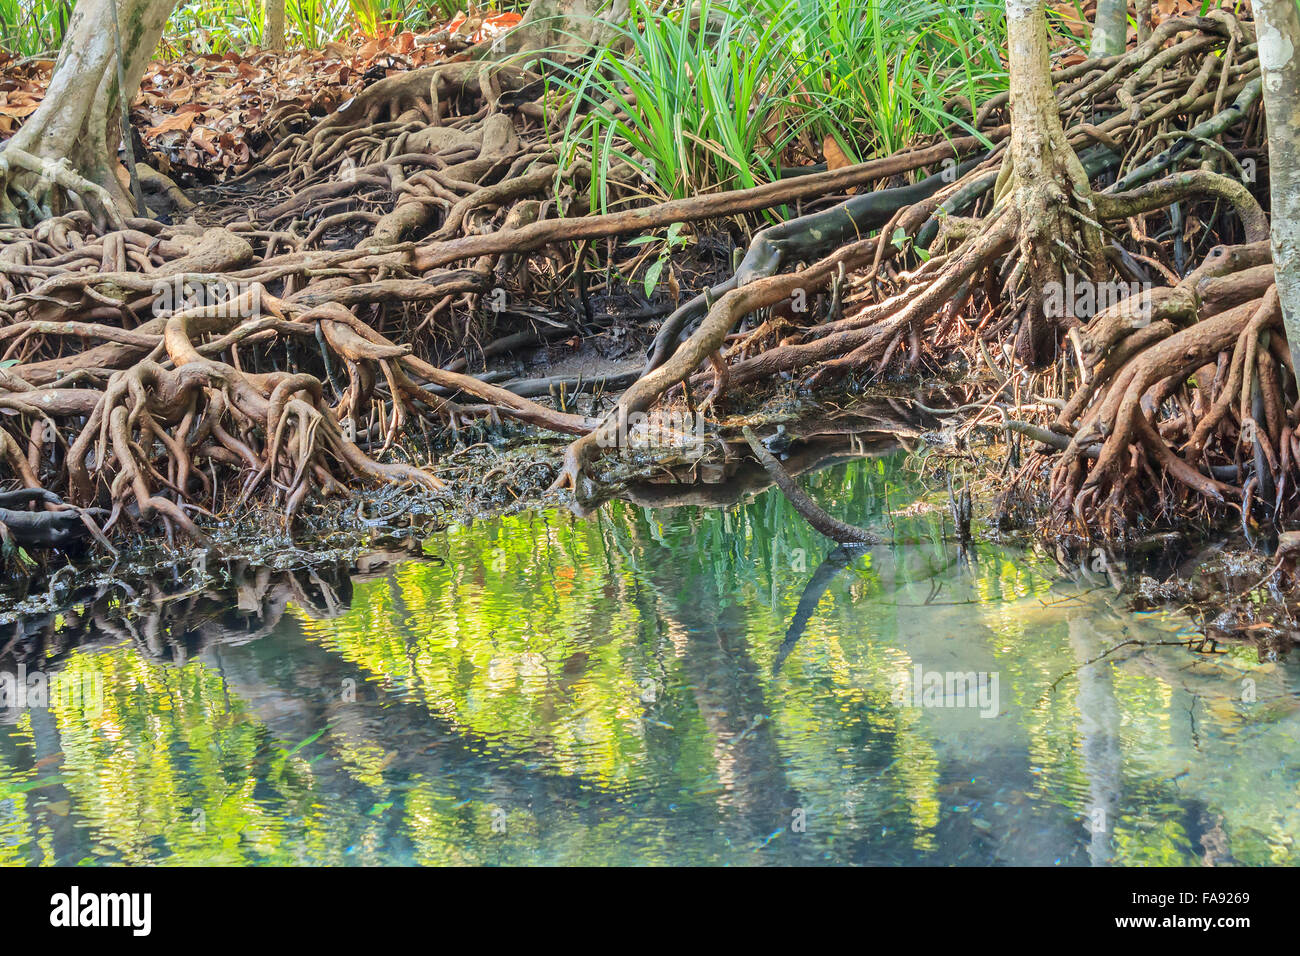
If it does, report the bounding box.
[3,451,1299,865]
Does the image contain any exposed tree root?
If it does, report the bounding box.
[550,11,1288,542]
[1040,242,1290,536]
[0,9,1288,549]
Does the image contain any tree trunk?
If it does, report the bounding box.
[1089,0,1127,57]
[266,0,285,51]
[1137,0,1154,43]
[0,0,175,225]
[1255,0,1300,375]
[1006,0,1102,364]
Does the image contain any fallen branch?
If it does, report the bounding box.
[741,426,878,544]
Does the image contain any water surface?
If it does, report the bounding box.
[3,451,1298,865]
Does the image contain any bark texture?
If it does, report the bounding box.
[1090,0,1128,56]
[0,0,175,224]
[1256,0,1300,374]
[1007,0,1102,363]
[266,0,285,51]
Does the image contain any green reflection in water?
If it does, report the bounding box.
[2,451,1300,865]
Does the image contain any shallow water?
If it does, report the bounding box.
[3,450,1299,866]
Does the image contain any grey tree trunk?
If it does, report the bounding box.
[1006,0,1102,362]
[266,0,285,51]
[1137,0,1154,43]
[0,0,176,224]
[1255,0,1300,375]
[1090,0,1127,57]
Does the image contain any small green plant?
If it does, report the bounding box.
[759,0,1010,158]
[165,0,266,53]
[284,0,349,48]
[350,0,384,37]
[350,0,428,37]
[357,0,447,36]
[626,221,692,297]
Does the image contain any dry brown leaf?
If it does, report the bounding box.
[0,102,39,119]
[823,135,851,171]
[145,112,199,138]
[824,134,857,195]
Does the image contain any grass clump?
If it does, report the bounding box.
[548,0,1013,209]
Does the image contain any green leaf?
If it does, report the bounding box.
[644,257,666,298]
[283,726,329,758]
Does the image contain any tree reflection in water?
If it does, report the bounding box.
[2,433,1299,865]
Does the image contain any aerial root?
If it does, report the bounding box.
[552,15,1277,537]
[1043,259,1292,535]
[0,12,1280,545]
